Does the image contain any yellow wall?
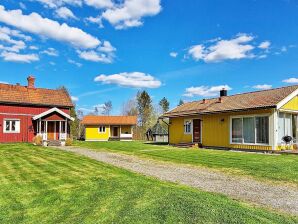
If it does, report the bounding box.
[85,125,110,141]
[121,125,132,134]
[169,109,273,150]
[169,117,193,144]
[281,96,298,110]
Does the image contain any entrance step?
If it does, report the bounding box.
[174,142,196,148]
[48,140,62,146]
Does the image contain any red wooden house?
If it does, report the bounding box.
[0,75,74,145]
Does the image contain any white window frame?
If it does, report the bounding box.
[230,114,270,146]
[3,119,20,133]
[98,126,106,133]
[184,120,192,135]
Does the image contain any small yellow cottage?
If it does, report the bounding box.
[162,85,298,151]
[82,116,137,141]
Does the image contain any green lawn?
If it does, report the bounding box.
[0,144,297,223]
[74,141,298,186]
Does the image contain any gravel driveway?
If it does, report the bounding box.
[57,146,298,215]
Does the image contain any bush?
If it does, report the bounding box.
[33,135,43,146]
[65,138,73,146]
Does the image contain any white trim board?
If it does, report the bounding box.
[276,88,298,109]
[33,107,74,121]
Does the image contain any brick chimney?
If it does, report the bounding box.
[27,75,35,88]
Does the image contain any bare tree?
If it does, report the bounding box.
[122,98,138,116]
[102,101,112,115]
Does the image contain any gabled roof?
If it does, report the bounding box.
[33,107,74,121]
[82,115,137,125]
[163,85,298,117]
[0,83,73,107]
[148,122,168,135]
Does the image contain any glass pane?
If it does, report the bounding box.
[5,121,10,131]
[11,121,16,131]
[256,116,269,144]
[103,127,105,132]
[243,117,255,143]
[284,113,292,136]
[278,113,284,143]
[232,118,243,143]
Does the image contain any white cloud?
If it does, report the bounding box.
[55,7,78,20]
[188,45,204,61]
[101,0,162,29]
[49,61,56,65]
[0,5,100,49]
[86,16,103,27]
[98,41,115,53]
[68,59,82,67]
[84,0,113,9]
[258,41,270,49]
[0,26,32,41]
[71,96,79,101]
[0,51,39,63]
[42,47,59,56]
[94,72,161,88]
[253,84,272,90]
[169,52,178,58]
[187,34,261,63]
[183,85,232,97]
[78,50,113,63]
[33,0,83,8]
[282,78,298,84]
[29,45,39,50]
[0,81,8,84]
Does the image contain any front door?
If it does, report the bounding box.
[193,119,201,143]
[47,122,55,140]
[113,127,118,137]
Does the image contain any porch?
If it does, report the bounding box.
[109,125,133,141]
[33,107,74,145]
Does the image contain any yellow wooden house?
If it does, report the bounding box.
[82,116,137,141]
[162,85,298,151]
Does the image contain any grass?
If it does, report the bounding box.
[0,144,297,223]
[74,141,298,186]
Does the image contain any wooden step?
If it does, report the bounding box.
[48,140,62,146]
[174,142,196,148]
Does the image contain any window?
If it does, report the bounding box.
[184,121,192,134]
[99,126,106,133]
[3,119,20,133]
[232,118,242,143]
[231,116,269,145]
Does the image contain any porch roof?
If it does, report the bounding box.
[33,107,75,121]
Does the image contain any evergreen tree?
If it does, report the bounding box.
[159,97,170,114]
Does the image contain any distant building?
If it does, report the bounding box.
[82,115,137,141]
[146,121,168,143]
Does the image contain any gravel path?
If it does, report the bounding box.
[57,146,298,215]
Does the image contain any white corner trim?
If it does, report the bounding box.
[276,88,298,109]
[32,107,75,121]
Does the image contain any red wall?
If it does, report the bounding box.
[0,104,70,143]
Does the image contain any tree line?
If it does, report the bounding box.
[65,85,185,140]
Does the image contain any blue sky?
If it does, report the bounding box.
[0,0,298,114]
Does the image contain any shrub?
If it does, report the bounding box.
[65,138,73,146]
[33,135,43,146]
